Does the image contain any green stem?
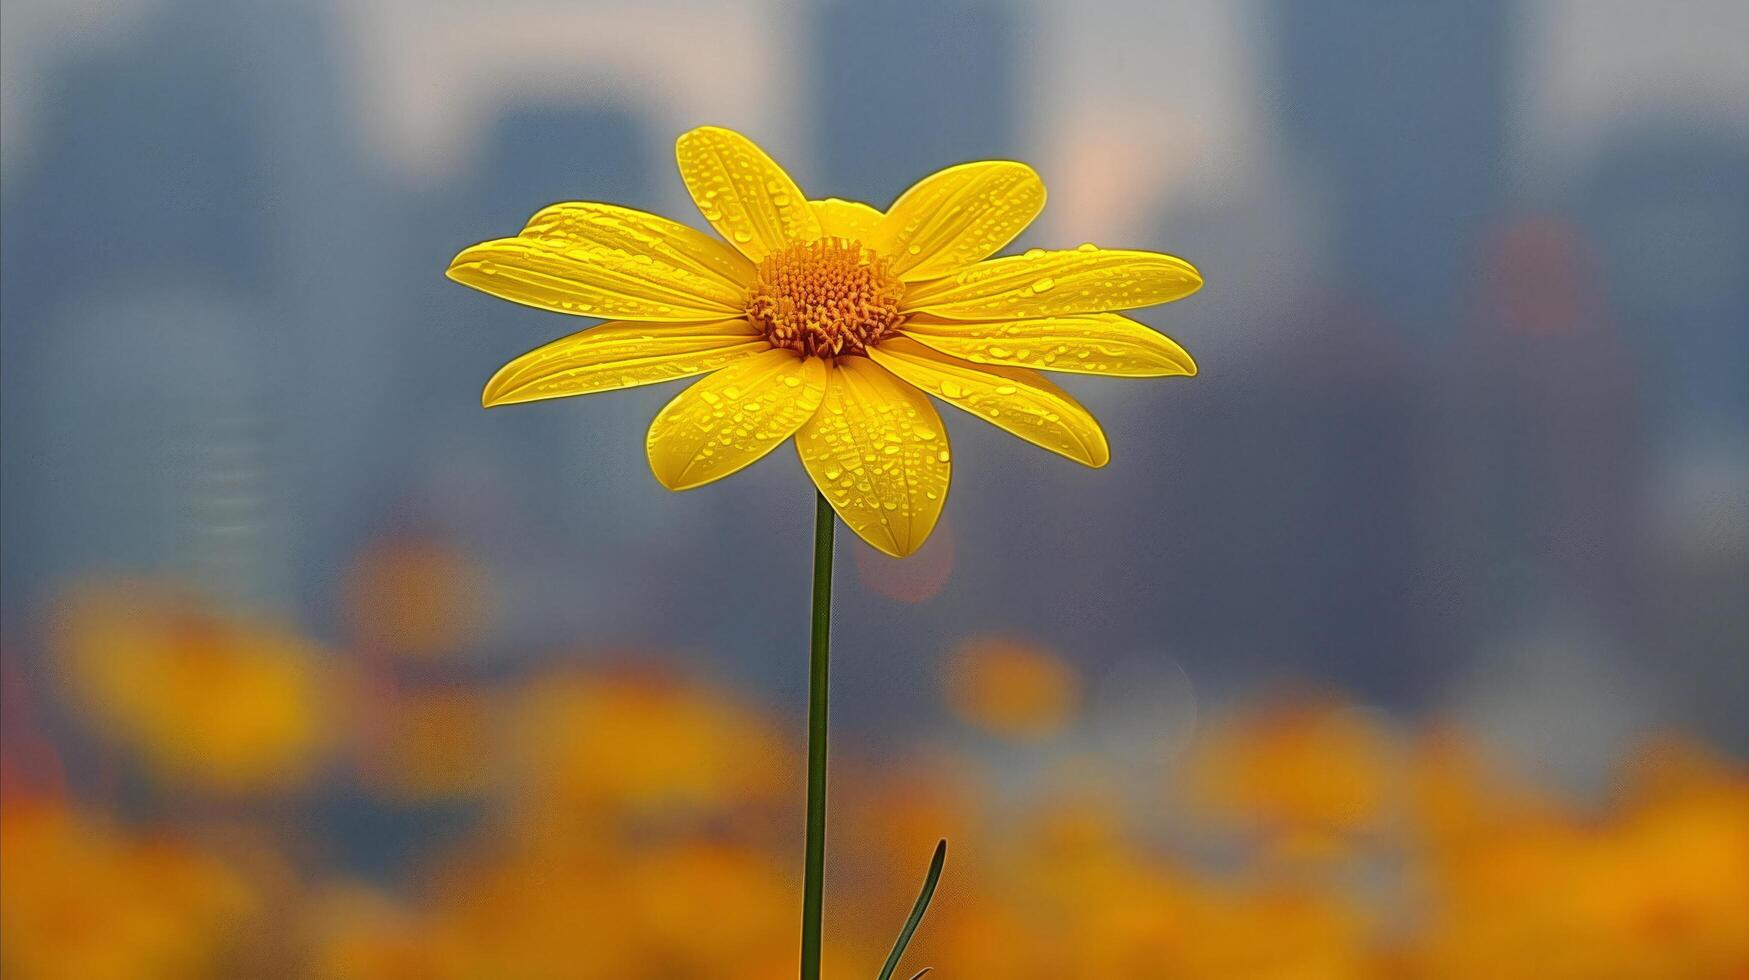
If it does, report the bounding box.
[800,492,836,980]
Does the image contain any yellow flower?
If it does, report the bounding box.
[449,126,1201,556]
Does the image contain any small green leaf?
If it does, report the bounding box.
[876,839,947,980]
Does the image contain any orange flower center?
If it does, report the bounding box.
[745,239,905,358]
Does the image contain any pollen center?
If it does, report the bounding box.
[745,239,905,359]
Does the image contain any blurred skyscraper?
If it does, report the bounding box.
[404,102,728,649]
[810,0,1021,204]
[416,101,661,553]
[1140,298,1433,703]
[1438,217,1650,655]
[0,0,367,619]
[0,0,1739,756]
[1571,122,1749,456]
[1272,0,1512,339]
[1568,121,1749,753]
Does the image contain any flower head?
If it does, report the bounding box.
[450,126,1201,556]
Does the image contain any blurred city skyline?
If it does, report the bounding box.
[2,2,1748,974]
[3,0,1747,767]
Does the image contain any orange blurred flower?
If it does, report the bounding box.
[1406,727,1566,850]
[943,634,1081,739]
[52,581,334,794]
[1408,736,1749,979]
[409,835,795,980]
[302,884,439,980]
[621,841,794,975]
[1172,882,1378,980]
[344,535,492,660]
[0,801,256,980]
[1184,694,1398,854]
[506,666,793,822]
[424,842,642,980]
[354,684,500,803]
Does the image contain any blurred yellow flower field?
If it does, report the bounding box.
[6,579,1746,978]
[1,802,255,980]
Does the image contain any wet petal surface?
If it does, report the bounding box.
[482,319,768,407]
[900,313,1196,377]
[868,336,1109,467]
[675,126,821,262]
[902,246,1202,320]
[646,349,827,490]
[796,357,951,558]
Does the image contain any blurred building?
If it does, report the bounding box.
[394,102,693,650]
[0,0,368,620]
[1140,296,1434,704]
[1570,121,1749,458]
[408,102,664,538]
[1439,217,1650,644]
[810,0,1022,204]
[1272,0,1512,340]
[1567,121,1749,754]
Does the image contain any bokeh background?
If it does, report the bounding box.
[3,0,1747,976]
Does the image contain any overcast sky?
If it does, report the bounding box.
[5,0,1746,198]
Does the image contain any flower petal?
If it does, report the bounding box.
[448,237,745,321]
[900,313,1196,378]
[675,126,822,262]
[810,198,884,242]
[482,319,769,408]
[871,161,1046,281]
[646,348,827,491]
[867,337,1109,467]
[796,357,951,558]
[519,202,756,289]
[901,246,1202,320]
